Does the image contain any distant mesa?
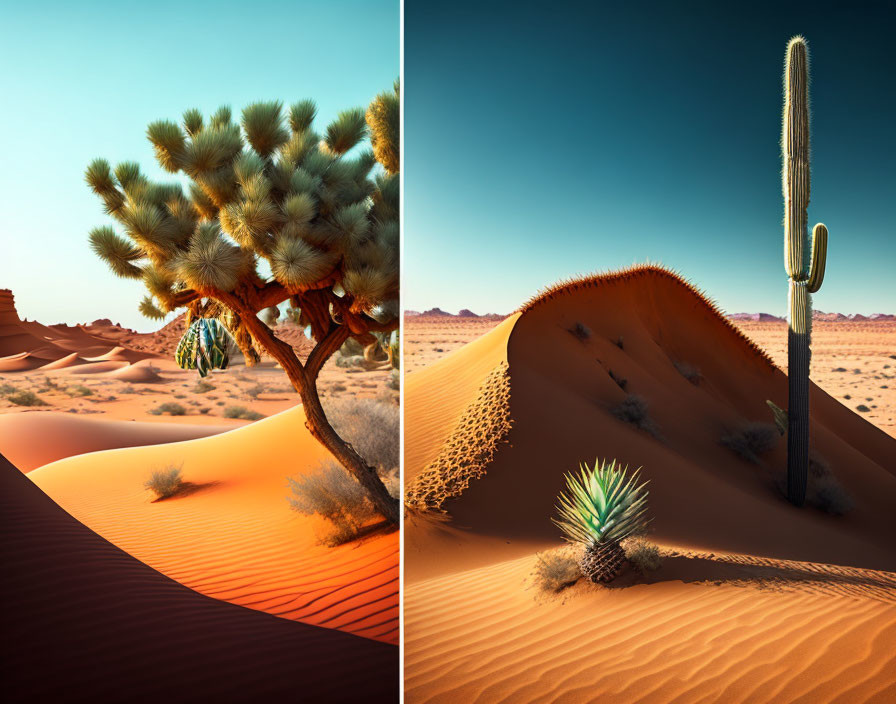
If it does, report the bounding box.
[406,306,508,321]
[728,313,786,323]
[727,311,894,323]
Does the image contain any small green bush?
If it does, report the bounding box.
[144,465,184,499]
[0,382,17,395]
[6,390,48,407]
[149,402,187,416]
[534,550,580,592]
[223,405,265,421]
[66,384,93,397]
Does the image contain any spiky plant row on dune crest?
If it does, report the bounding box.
[554,459,651,583]
[86,84,401,524]
[517,265,775,367]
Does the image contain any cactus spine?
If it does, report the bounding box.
[781,36,828,506]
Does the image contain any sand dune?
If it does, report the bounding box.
[0,453,397,702]
[29,404,399,644]
[405,551,895,704]
[104,358,164,382]
[0,412,234,471]
[38,351,88,369]
[404,266,896,702]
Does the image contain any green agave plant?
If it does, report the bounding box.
[175,318,232,378]
[553,458,650,583]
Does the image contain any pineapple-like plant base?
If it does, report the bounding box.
[580,541,627,583]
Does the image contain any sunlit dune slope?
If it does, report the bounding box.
[0,453,397,703]
[29,405,399,644]
[0,412,233,471]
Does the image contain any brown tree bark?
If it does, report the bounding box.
[215,288,400,526]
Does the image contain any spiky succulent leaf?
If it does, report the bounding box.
[183,108,203,137]
[174,224,243,291]
[210,105,232,128]
[289,99,317,133]
[89,226,144,278]
[139,295,167,320]
[241,100,289,158]
[366,83,399,174]
[147,120,187,173]
[325,108,367,155]
[270,237,335,290]
[85,158,118,196]
[553,459,650,548]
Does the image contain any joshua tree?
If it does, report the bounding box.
[86,84,401,524]
[781,37,828,506]
[553,459,650,583]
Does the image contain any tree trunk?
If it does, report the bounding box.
[299,380,401,525]
[217,290,400,525]
[233,320,261,367]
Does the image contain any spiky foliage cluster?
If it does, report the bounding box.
[87,97,399,323]
[781,36,829,507]
[554,459,650,583]
[366,81,399,175]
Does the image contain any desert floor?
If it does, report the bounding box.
[403,273,896,704]
[0,307,399,699]
[406,316,896,439]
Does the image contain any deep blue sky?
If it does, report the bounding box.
[0,0,398,331]
[405,0,896,315]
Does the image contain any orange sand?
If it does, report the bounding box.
[29,404,399,644]
[404,267,896,703]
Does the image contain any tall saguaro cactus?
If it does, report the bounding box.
[781,36,828,506]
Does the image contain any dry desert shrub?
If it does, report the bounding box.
[568,321,591,342]
[721,422,779,464]
[324,397,399,476]
[288,461,376,546]
[66,384,93,397]
[622,536,663,574]
[534,549,581,592]
[223,406,265,420]
[611,394,660,438]
[193,380,215,393]
[145,464,184,500]
[673,361,702,385]
[288,398,400,544]
[806,453,853,515]
[5,390,48,407]
[149,402,186,416]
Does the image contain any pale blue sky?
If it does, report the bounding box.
[0,0,398,330]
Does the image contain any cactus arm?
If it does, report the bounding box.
[807,223,828,293]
